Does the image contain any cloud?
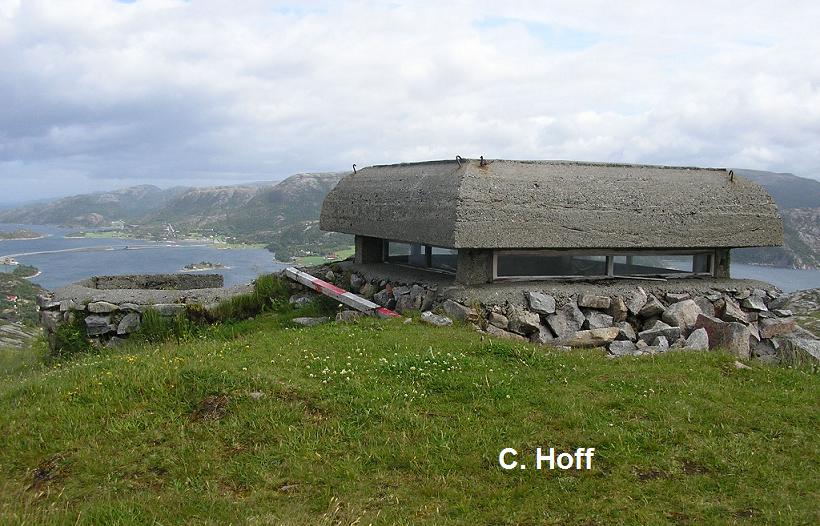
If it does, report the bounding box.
[1,0,819,200]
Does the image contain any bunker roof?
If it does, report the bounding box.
[319,159,784,250]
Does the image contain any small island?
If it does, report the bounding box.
[0,229,45,241]
[181,261,226,272]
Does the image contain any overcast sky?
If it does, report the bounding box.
[1,0,819,201]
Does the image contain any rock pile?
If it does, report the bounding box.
[304,266,819,366]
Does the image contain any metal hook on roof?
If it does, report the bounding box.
[352,164,357,174]
[480,156,487,167]
[455,155,463,167]
[728,169,734,181]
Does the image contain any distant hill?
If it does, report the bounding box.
[145,182,277,226]
[0,185,188,227]
[733,169,820,269]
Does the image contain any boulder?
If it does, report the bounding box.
[608,340,639,356]
[486,324,528,342]
[487,312,509,330]
[615,321,637,341]
[720,296,748,324]
[420,311,452,327]
[350,274,366,292]
[373,289,390,307]
[735,289,751,300]
[693,314,750,359]
[684,328,709,350]
[609,296,628,322]
[526,291,556,315]
[626,287,648,316]
[577,293,611,310]
[741,296,768,311]
[530,324,556,344]
[661,299,702,329]
[638,325,681,345]
[759,317,796,339]
[693,296,715,318]
[419,289,436,311]
[507,307,542,335]
[85,315,113,336]
[774,337,820,365]
[665,292,690,303]
[704,291,722,302]
[292,317,330,326]
[652,336,670,353]
[119,303,143,312]
[36,295,61,309]
[359,282,376,299]
[638,295,665,318]
[442,300,475,322]
[748,322,760,342]
[395,295,417,314]
[546,302,585,339]
[59,299,78,312]
[751,339,776,360]
[117,312,141,335]
[773,309,793,317]
[584,311,614,330]
[40,311,62,332]
[324,270,335,282]
[87,301,119,314]
[561,327,620,348]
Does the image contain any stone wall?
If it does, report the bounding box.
[38,274,251,350]
[299,264,819,366]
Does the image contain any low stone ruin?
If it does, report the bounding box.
[38,274,251,350]
[292,264,819,366]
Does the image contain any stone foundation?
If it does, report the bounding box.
[38,274,252,351]
[298,263,819,365]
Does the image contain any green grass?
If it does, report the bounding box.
[295,246,354,266]
[0,313,817,524]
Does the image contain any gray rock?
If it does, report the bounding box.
[117,312,141,335]
[693,296,715,318]
[741,296,768,311]
[106,336,126,348]
[734,360,752,369]
[615,321,637,341]
[661,299,702,329]
[336,310,364,322]
[119,303,143,312]
[636,339,649,349]
[684,328,709,350]
[393,285,411,297]
[705,291,722,302]
[638,325,682,345]
[420,311,452,327]
[442,300,475,322]
[526,291,556,315]
[350,274,366,292]
[395,294,417,314]
[359,282,376,299]
[774,337,820,365]
[87,301,119,314]
[585,311,614,330]
[373,289,389,307]
[530,324,555,344]
[577,293,611,310]
[420,288,436,311]
[652,336,670,353]
[638,295,665,318]
[249,391,265,400]
[40,310,62,332]
[773,309,793,317]
[748,322,760,342]
[487,311,509,329]
[646,320,672,331]
[759,317,796,339]
[85,315,113,336]
[324,270,336,282]
[751,338,776,359]
[292,317,330,327]
[720,296,748,324]
[289,293,313,308]
[546,302,585,339]
[626,287,648,316]
[609,340,638,356]
[609,296,628,322]
[507,306,542,335]
[561,327,620,348]
[59,299,78,312]
[665,292,690,303]
[36,295,60,309]
[485,324,529,342]
[735,289,751,300]
[692,314,750,359]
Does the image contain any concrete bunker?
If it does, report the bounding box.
[320,159,784,285]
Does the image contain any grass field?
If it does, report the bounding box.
[0,305,817,524]
[294,246,355,266]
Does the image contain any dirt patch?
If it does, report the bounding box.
[28,454,65,491]
[681,460,710,475]
[635,468,668,481]
[191,394,230,421]
[733,508,760,519]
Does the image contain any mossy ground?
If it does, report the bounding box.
[0,307,817,524]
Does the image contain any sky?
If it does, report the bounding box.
[1,0,819,201]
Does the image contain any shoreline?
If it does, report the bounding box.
[0,234,47,241]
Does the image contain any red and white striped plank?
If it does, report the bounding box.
[283,267,401,318]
